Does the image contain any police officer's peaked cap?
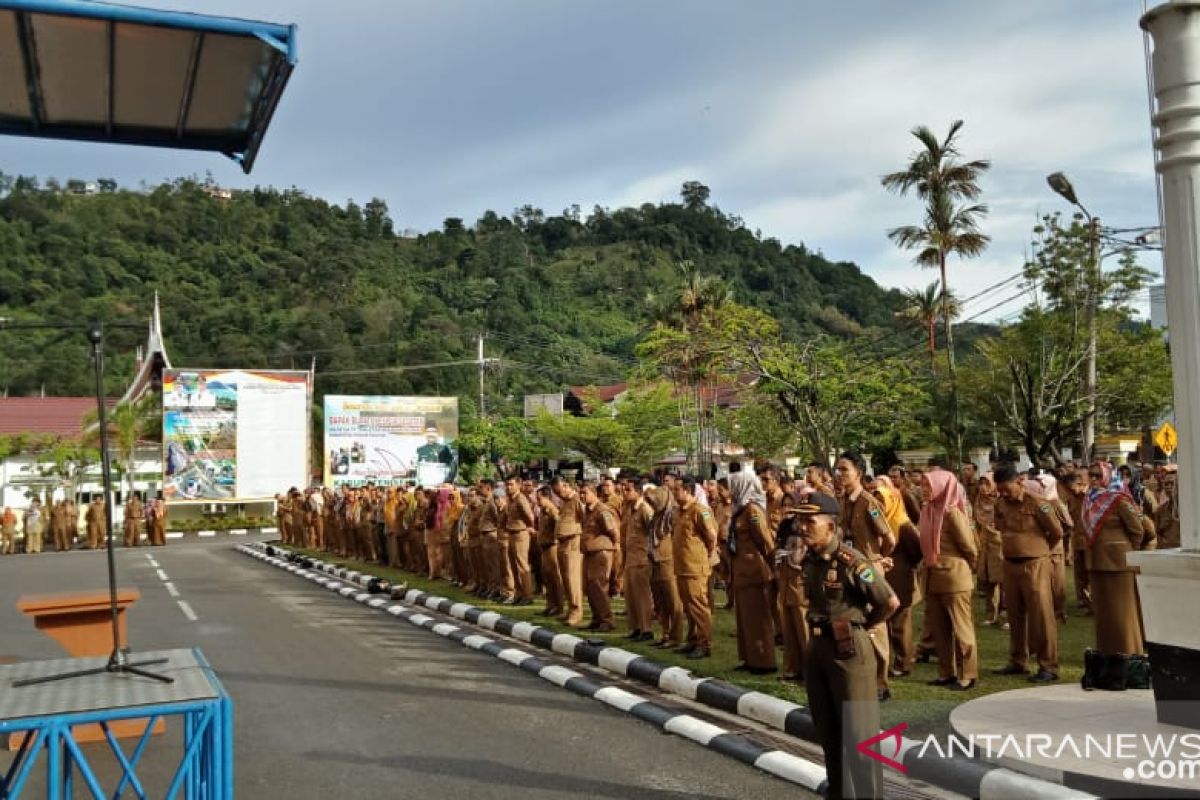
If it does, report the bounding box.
[789,492,840,517]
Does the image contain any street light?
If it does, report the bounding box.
[1046,171,1101,462]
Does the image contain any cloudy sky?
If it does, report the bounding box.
[4,0,1164,320]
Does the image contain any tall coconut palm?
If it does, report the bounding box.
[883,120,990,463]
[896,281,962,371]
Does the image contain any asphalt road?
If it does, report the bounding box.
[0,539,809,799]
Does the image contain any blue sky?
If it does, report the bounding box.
[3,0,1163,320]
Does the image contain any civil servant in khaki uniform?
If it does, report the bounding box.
[918,468,979,690]
[552,476,586,626]
[534,487,564,617]
[670,477,718,659]
[124,494,143,548]
[503,477,535,605]
[872,476,922,677]
[579,482,618,631]
[728,471,777,673]
[835,451,897,701]
[476,481,503,600]
[1062,469,1092,613]
[646,485,685,648]
[992,463,1064,682]
[1083,462,1154,655]
[794,492,899,800]
[972,473,1006,625]
[620,479,656,641]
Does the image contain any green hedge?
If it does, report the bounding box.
[167,516,274,533]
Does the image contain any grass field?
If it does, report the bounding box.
[290,546,1096,737]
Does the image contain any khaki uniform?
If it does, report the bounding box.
[840,489,895,690]
[765,490,791,637]
[1,510,15,554]
[885,519,923,672]
[477,495,502,596]
[1049,501,1072,621]
[672,500,717,652]
[85,499,105,550]
[650,506,685,645]
[504,492,535,601]
[1154,488,1180,549]
[731,503,776,670]
[995,492,1063,673]
[973,496,1006,622]
[924,508,979,682]
[622,498,655,634]
[605,493,625,595]
[24,506,44,553]
[777,530,808,679]
[149,500,166,547]
[123,497,143,548]
[581,500,618,628]
[711,496,733,609]
[51,501,70,551]
[1086,496,1153,655]
[803,538,897,800]
[556,495,586,626]
[276,495,292,545]
[536,503,564,615]
[463,497,483,592]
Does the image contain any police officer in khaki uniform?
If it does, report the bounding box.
[534,487,564,617]
[670,477,718,659]
[835,451,896,700]
[503,477,535,605]
[620,480,655,641]
[797,492,899,800]
[580,482,618,631]
[992,464,1064,682]
[552,476,586,626]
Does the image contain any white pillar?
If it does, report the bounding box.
[1143,1,1200,553]
[1130,1,1200,729]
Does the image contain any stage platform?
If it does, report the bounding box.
[0,648,232,798]
[950,684,1200,798]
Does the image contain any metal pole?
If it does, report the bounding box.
[477,333,485,419]
[1084,216,1100,462]
[88,324,123,661]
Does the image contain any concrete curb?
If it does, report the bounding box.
[241,543,1100,800]
[237,543,830,795]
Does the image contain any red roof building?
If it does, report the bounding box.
[0,397,112,438]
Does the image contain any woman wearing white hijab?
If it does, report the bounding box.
[728,471,777,674]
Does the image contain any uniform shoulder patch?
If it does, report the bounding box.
[1039,503,1051,514]
[868,507,881,519]
[699,508,712,519]
[855,563,876,583]
[836,546,856,564]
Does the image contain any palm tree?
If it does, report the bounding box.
[896,282,962,371]
[86,396,161,499]
[883,120,990,463]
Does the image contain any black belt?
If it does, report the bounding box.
[809,621,865,636]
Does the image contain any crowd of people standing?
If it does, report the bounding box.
[279,455,1175,689]
[0,493,167,554]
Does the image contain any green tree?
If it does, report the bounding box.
[533,383,683,472]
[882,120,990,465]
[456,415,544,479]
[714,395,795,462]
[895,282,961,372]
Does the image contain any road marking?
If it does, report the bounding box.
[176,600,198,622]
[155,568,168,581]
[164,581,180,598]
[145,554,159,567]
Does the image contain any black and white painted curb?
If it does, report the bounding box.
[239,542,1099,800]
[237,543,830,794]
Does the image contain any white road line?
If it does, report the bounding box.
[145,554,159,566]
[176,600,198,621]
[155,568,168,581]
[164,581,180,598]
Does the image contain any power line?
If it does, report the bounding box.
[317,358,482,378]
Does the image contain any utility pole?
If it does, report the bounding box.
[1083,216,1100,463]
[477,333,486,419]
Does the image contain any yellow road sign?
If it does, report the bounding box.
[1155,422,1178,456]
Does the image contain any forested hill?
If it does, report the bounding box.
[0,175,907,410]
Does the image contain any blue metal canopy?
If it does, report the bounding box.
[0,0,297,173]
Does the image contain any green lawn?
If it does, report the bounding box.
[289,546,1095,737]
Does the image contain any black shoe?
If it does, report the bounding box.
[948,679,977,691]
[585,620,601,631]
[733,662,751,672]
[748,666,777,676]
[626,630,643,640]
[877,689,892,702]
[927,676,957,687]
[914,651,932,664]
[993,664,1028,676]
[636,631,655,642]
[1028,670,1059,684]
[673,644,694,654]
[686,648,710,660]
